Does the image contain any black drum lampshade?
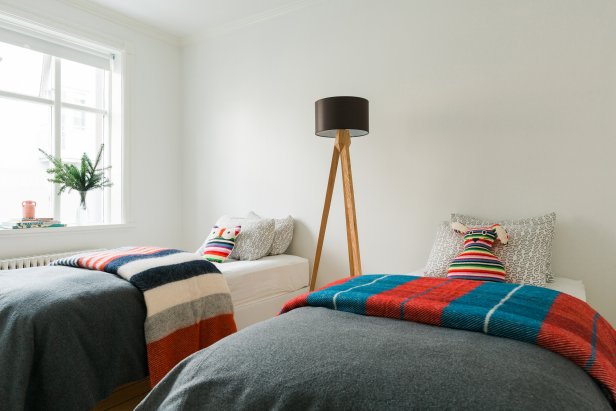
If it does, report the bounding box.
[315,96,369,138]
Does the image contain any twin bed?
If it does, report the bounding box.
[136,273,614,410]
[0,252,309,410]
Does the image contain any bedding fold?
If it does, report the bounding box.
[53,246,237,385]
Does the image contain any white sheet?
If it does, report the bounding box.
[214,254,309,306]
[545,277,586,301]
[405,268,587,301]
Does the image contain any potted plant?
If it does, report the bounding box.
[38,144,112,224]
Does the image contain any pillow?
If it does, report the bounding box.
[200,226,241,263]
[247,211,294,255]
[451,212,556,227]
[451,213,556,282]
[425,222,461,278]
[425,220,551,287]
[216,215,275,261]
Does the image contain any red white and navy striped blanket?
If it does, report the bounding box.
[52,246,237,386]
[281,274,616,403]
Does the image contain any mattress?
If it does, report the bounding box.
[406,268,587,301]
[214,254,309,306]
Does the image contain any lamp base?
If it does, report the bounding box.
[309,129,362,291]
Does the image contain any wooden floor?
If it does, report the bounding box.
[92,379,150,411]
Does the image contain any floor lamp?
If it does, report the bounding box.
[309,96,369,291]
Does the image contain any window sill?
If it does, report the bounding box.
[0,223,136,237]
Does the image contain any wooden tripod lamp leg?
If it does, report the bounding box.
[309,143,340,291]
[335,131,354,277]
[338,130,362,276]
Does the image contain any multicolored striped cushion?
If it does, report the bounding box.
[447,224,507,282]
[202,226,241,263]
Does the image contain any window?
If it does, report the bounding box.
[0,19,123,227]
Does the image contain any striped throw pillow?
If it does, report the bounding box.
[202,226,241,263]
[447,223,508,282]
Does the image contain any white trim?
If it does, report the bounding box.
[0,223,136,238]
[0,90,53,105]
[61,101,107,115]
[0,4,130,53]
[182,0,323,45]
[0,7,122,55]
[3,0,317,47]
[120,50,132,224]
[0,23,111,70]
[52,57,62,220]
[57,0,180,46]
[0,91,107,117]
[103,67,112,224]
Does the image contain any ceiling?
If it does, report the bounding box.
[87,0,295,38]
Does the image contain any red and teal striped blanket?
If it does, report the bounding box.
[53,247,237,386]
[281,275,616,402]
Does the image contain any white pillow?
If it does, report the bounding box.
[215,215,275,261]
[247,211,294,255]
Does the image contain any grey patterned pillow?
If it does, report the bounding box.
[215,215,275,261]
[424,222,462,279]
[424,219,553,287]
[247,212,294,255]
[451,213,556,282]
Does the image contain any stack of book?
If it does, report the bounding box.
[1,218,66,229]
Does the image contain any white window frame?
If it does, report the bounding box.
[0,11,128,228]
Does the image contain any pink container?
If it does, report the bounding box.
[22,200,36,219]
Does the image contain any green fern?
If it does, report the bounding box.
[38,144,113,195]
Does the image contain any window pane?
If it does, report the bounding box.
[0,41,53,98]
[60,189,103,226]
[60,108,105,224]
[61,108,104,162]
[61,59,105,108]
[0,97,53,222]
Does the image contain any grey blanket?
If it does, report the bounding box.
[138,307,611,410]
[0,266,148,410]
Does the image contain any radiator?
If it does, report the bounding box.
[0,250,101,271]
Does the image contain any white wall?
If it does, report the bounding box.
[0,0,183,257]
[181,0,616,323]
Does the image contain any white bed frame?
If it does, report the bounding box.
[233,287,309,330]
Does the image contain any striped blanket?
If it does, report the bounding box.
[52,247,237,386]
[281,275,616,403]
